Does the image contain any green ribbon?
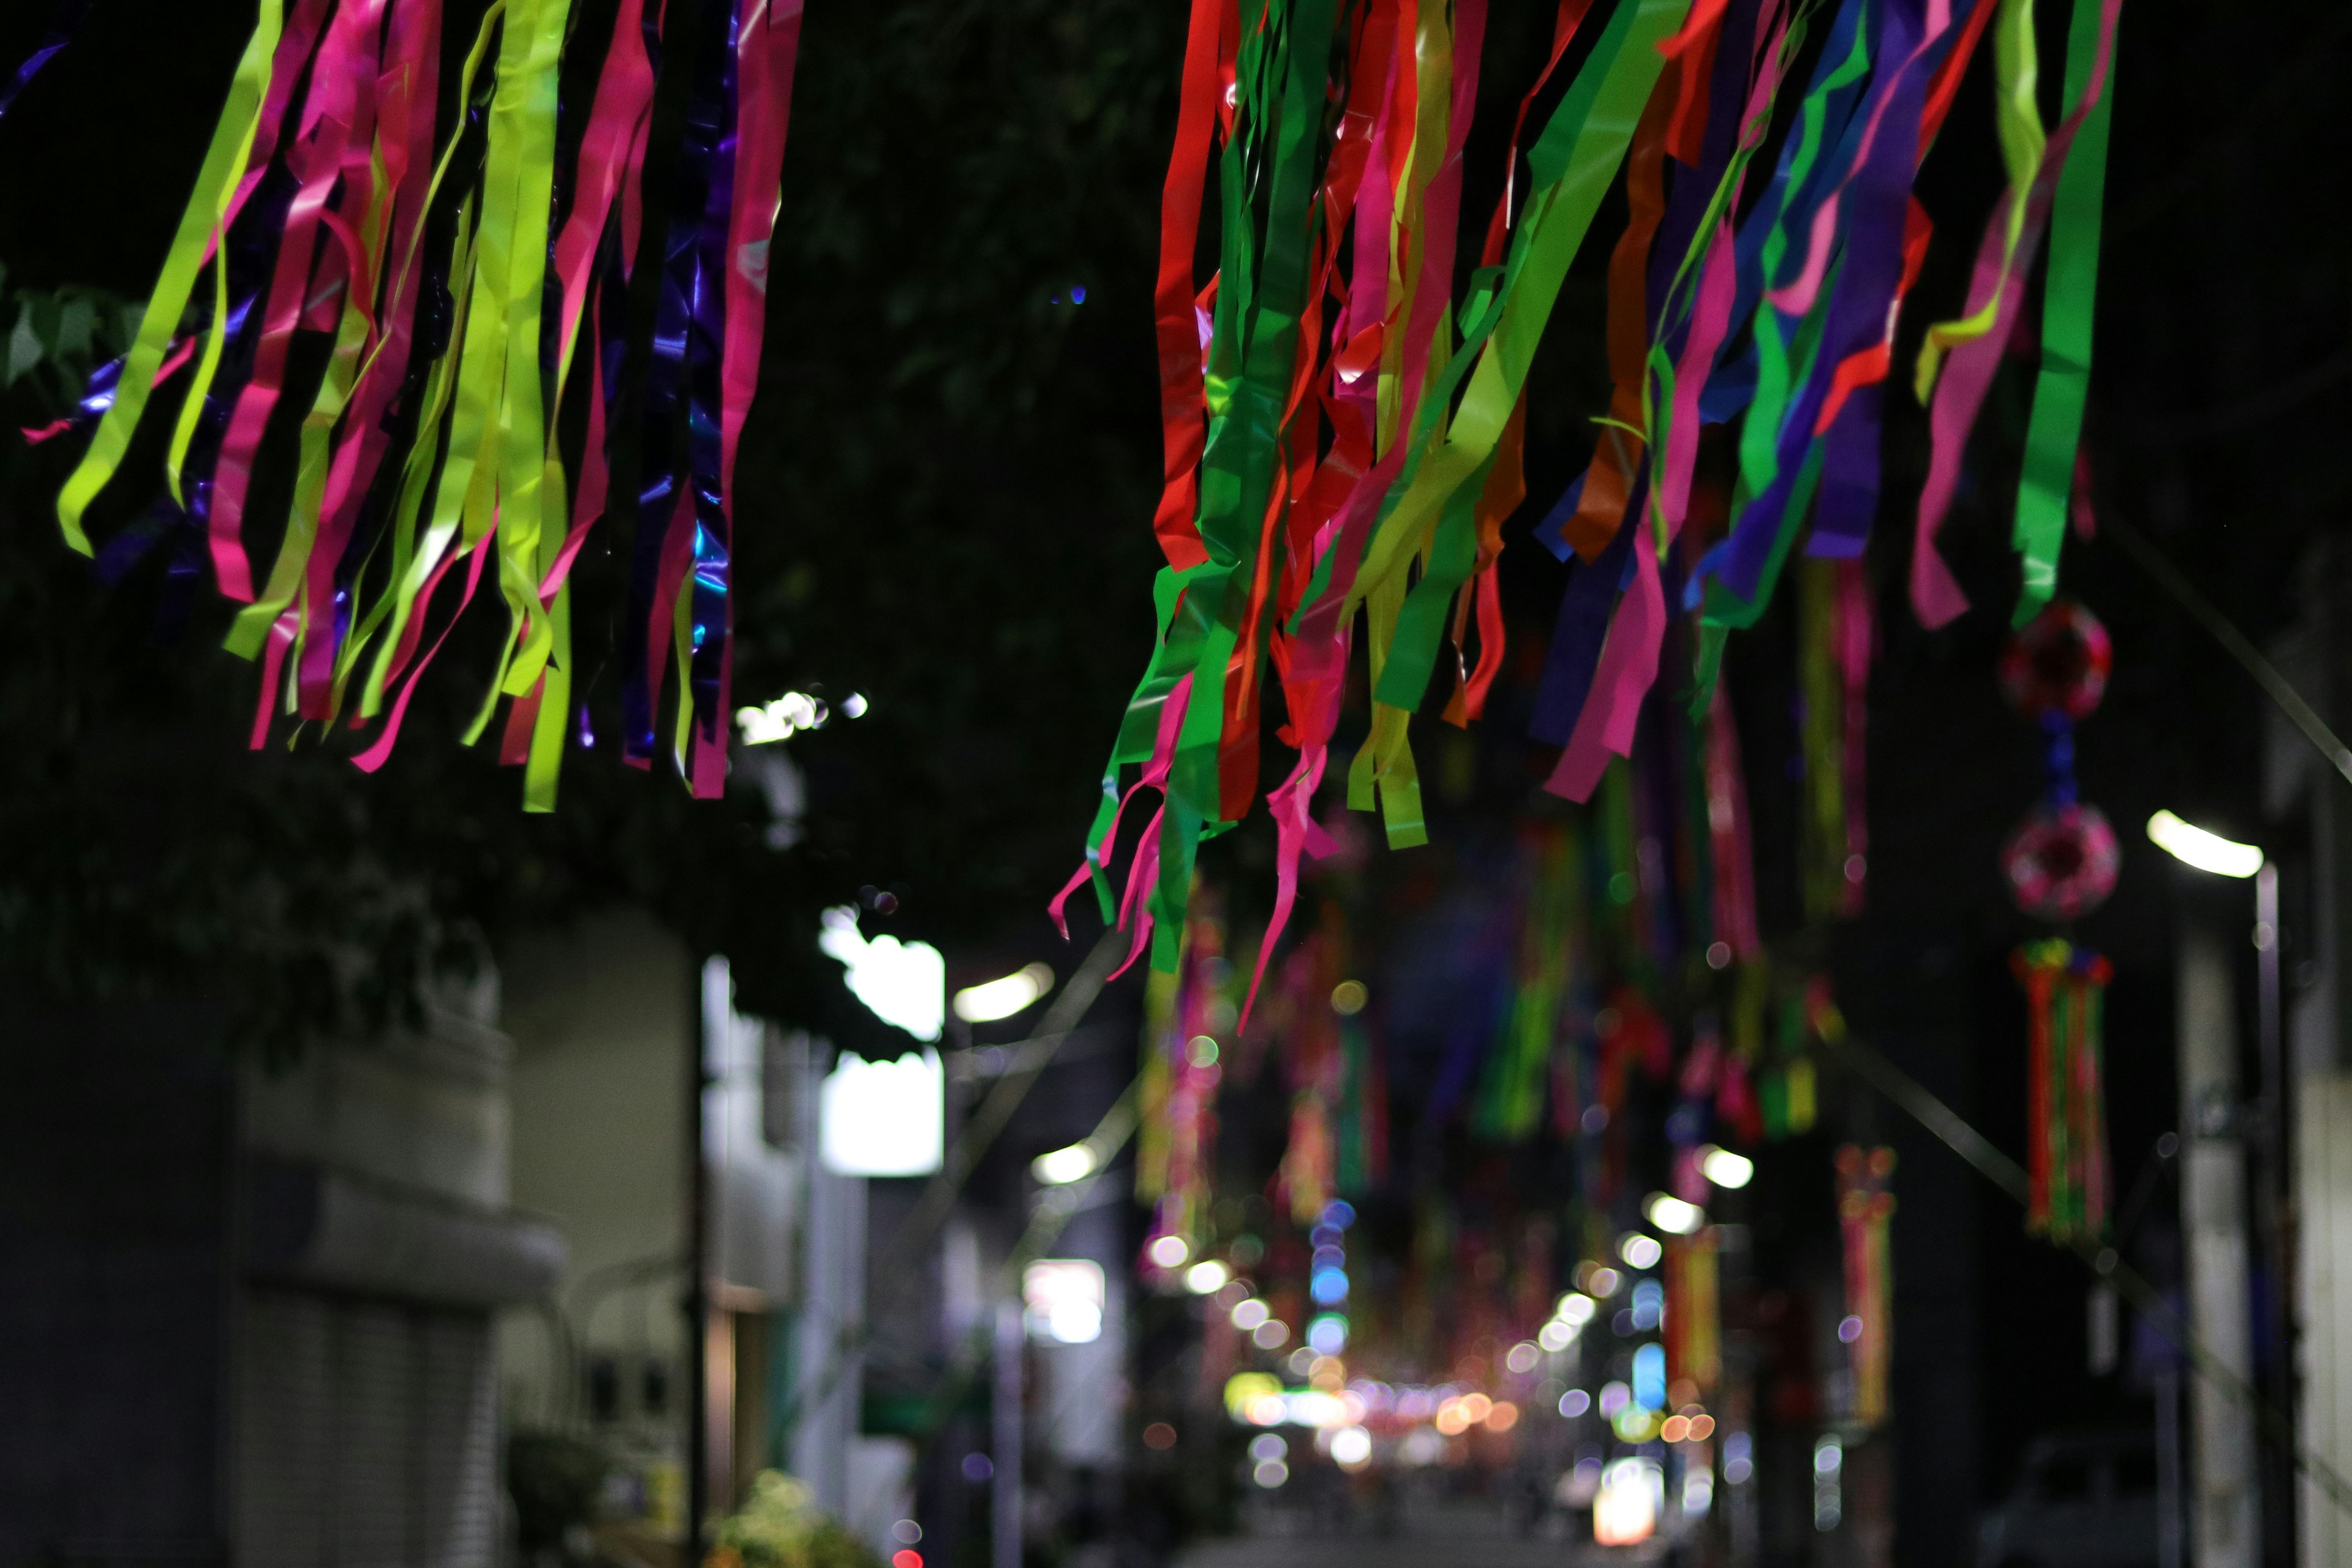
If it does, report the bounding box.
[2010,0,2116,626]
[56,0,285,552]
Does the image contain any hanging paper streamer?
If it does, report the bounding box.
[45,0,804,812]
[1913,0,2124,628]
[1999,599,2119,920]
[1139,899,1229,1270]
[1835,1144,1894,1427]
[2013,939,2112,1244]
[1075,0,2130,958]
[1665,1227,1722,1398]
[1798,557,1872,918]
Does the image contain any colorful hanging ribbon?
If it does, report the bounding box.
[50,0,804,812]
[1077,0,2127,967]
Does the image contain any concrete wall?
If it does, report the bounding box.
[500,907,695,1406]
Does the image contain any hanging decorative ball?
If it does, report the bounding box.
[2000,600,2113,722]
[2001,802,2121,921]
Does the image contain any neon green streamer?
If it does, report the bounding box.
[2010,0,2116,626]
[1915,0,2041,398]
[56,0,285,552]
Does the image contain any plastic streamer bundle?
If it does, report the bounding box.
[1137,903,1228,1269]
[1664,1227,1721,1398]
[1797,557,1872,918]
[43,0,803,810]
[1835,1142,1894,1427]
[1066,0,2127,981]
[2013,938,2111,1243]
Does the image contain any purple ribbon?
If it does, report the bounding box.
[0,0,89,123]
[622,0,741,765]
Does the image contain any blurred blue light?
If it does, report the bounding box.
[1310,1268,1349,1305]
[1632,1343,1667,1411]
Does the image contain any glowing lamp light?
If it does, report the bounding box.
[1022,1259,1105,1344]
[737,690,829,744]
[1148,1234,1191,1270]
[1310,1267,1350,1304]
[1537,1320,1577,1353]
[1329,1426,1373,1468]
[1185,1260,1232,1295]
[1231,1297,1271,1332]
[1505,1341,1540,1374]
[1700,1145,1755,1189]
[820,1049,944,1176]
[1593,1458,1662,1546]
[1031,1143,1098,1185]
[819,907,944,1041]
[1644,1193,1705,1235]
[1555,1292,1597,1325]
[1306,1314,1349,1356]
[952,961,1056,1023]
[2147,809,2263,878]
[1223,1371,1280,1420]
[1618,1232,1665,1270]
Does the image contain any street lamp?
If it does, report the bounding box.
[2146,810,2263,879]
[2149,809,2280,1568]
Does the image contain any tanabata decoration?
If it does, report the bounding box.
[1136,899,1230,1273]
[1999,598,2117,920]
[2013,938,2111,1243]
[36,0,804,810]
[1063,0,2126,979]
[1664,1227,1721,1398]
[1835,1143,1894,1427]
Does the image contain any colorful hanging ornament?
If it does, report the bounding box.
[2013,939,2113,1243]
[1070,0,2130,963]
[1798,557,1874,918]
[1999,599,2119,921]
[1835,1144,1894,1427]
[1665,1227,1722,1400]
[45,0,803,810]
[1139,898,1229,1273]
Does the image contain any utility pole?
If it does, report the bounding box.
[2180,922,2259,1568]
[688,960,715,1565]
[994,1299,1025,1568]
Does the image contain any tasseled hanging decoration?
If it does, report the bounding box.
[2014,939,2113,1243]
[1798,557,1874,918]
[1477,824,1581,1140]
[1273,900,1346,1224]
[1758,978,1820,1140]
[48,0,804,810]
[1665,1227,1722,1400]
[1335,1008,1389,1194]
[1703,681,1762,963]
[1067,0,2130,954]
[1836,1144,1895,1428]
[1139,899,1227,1275]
